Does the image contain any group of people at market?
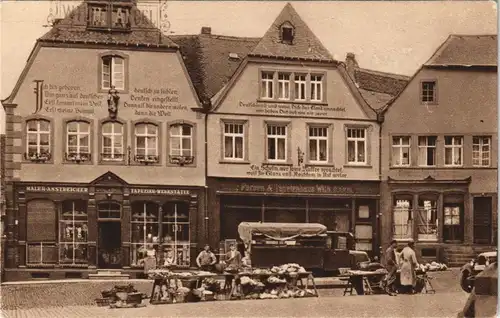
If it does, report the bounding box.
[383,239,420,296]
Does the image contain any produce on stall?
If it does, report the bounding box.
[96,284,147,308]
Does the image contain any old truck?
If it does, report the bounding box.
[237,222,375,275]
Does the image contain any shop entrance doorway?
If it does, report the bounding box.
[98,221,122,268]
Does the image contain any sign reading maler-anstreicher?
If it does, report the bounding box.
[26,186,88,193]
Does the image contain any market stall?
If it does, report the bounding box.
[228,263,318,300]
[148,270,226,304]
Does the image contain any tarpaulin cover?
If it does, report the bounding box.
[238,222,327,246]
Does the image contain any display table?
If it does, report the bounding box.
[341,270,387,296]
[229,270,318,300]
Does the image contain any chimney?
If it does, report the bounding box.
[345,52,359,80]
[201,27,212,35]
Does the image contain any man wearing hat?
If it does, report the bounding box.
[384,239,398,296]
[399,239,419,294]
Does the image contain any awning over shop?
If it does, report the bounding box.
[238,222,327,245]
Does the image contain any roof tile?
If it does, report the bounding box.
[425,35,497,66]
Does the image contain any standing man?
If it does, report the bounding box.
[400,240,419,294]
[196,244,217,272]
[384,240,398,296]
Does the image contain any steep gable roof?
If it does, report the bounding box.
[39,1,178,48]
[171,34,260,102]
[249,3,334,62]
[425,34,497,67]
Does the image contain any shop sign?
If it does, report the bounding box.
[130,188,190,195]
[26,186,89,193]
[239,101,346,117]
[236,183,355,195]
[246,164,348,179]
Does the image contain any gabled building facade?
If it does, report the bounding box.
[201,4,382,256]
[1,0,205,280]
[380,35,498,266]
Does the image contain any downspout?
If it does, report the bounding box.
[203,100,210,247]
[377,110,384,259]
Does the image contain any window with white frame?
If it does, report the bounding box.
[267,124,287,161]
[261,72,274,99]
[294,74,306,101]
[310,75,323,102]
[135,123,158,162]
[392,136,410,166]
[278,73,291,100]
[393,198,413,240]
[347,128,367,164]
[308,126,328,163]
[444,136,463,166]
[169,124,193,157]
[102,56,125,90]
[102,121,124,161]
[66,121,90,160]
[418,136,437,166]
[416,197,438,241]
[26,119,51,159]
[472,136,491,167]
[224,122,244,160]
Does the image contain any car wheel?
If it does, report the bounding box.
[460,270,473,293]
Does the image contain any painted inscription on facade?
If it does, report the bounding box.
[130,188,190,195]
[246,164,348,179]
[26,186,89,193]
[34,82,104,115]
[123,87,188,117]
[239,101,346,117]
[237,183,354,194]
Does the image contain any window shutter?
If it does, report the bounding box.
[27,199,57,242]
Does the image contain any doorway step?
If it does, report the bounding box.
[88,270,130,280]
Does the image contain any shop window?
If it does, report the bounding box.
[346,127,367,164]
[134,123,159,164]
[418,136,437,167]
[278,73,291,100]
[443,195,464,242]
[26,199,57,265]
[260,71,274,99]
[308,198,351,231]
[392,136,410,167]
[169,123,194,165]
[392,196,413,240]
[98,202,121,219]
[266,124,287,162]
[223,122,245,160]
[102,121,124,161]
[472,136,491,167]
[131,201,160,267]
[416,196,438,241]
[65,120,91,163]
[355,225,372,252]
[310,75,323,102]
[59,200,88,264]
[308,126,328,163]
[264,197,306,223]
[444,136,463,166]
[221,196,261,240]
[25,119,51,162]
[101,56,125,90]
[294,74,307,101]
[162,202,191,267]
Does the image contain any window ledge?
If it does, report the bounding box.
[219,160,250,165]
[62,161,93,166]
[420,102,438,106]
[99,160,126,166]
[262,161,293,166]
[344,164,372,169]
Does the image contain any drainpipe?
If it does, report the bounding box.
[377,112,384,258]
[202,100,210,247]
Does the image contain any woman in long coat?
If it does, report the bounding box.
[399,240,418,294]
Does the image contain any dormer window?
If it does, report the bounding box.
[280,22,295,45]
[87,2,131,31]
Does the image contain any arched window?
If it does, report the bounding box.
[134,123,158,163]
[66,120,91,162]
[59,200,88,264]
[102,55,125,90]
[26,119,51,161]
[102,121,124,161]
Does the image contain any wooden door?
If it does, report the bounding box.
[473,197,493,244]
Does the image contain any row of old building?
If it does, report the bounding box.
[0,2,497,281]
